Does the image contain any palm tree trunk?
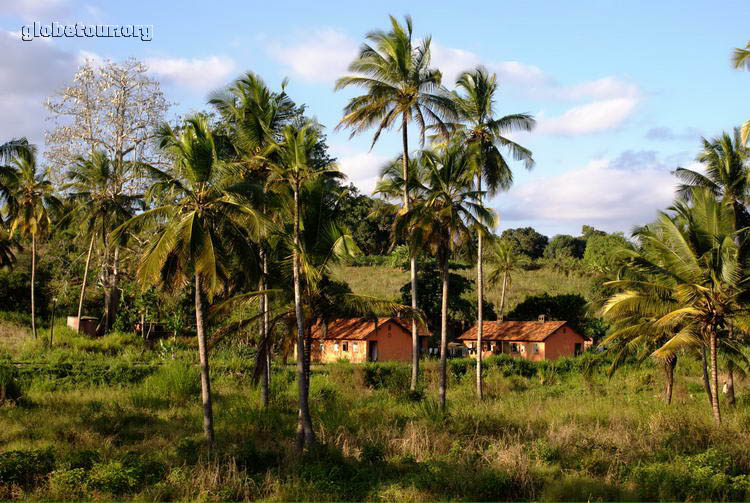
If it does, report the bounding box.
[30,233,36,339]
[664,354,676,405]
[499,272,508,320]
[293,184,315,449]
[402,115,419,392]
[439,253,449,411]
[476,176,484,400]
[709,331,721,424]
[76,235,95,334]
[259,271,269,409]
[194,273,215,449]
[727,363,736,408]
[701,345,713,407]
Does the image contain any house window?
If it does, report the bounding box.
[510,343,519,353]
[532,343,539,354]
[343,342,348,352]
[319,342,324,352]
[334,342,339,352]
[353,342,358,352]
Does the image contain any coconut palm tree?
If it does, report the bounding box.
[732,40,750,146]
[210,71,295,408]
[0,227,18,269]
[266,120,339,449]
[336,15,456,391]
[397,142,495,410]
[486,239,527,321]
[674,129,749,226]
[0,138,29,164]
[64,151,143,334]
[451,66,535,399]
[602,188,750,424]
[115,115,263,449]
[2,145,60,339]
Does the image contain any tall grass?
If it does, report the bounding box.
[1,318,749,501]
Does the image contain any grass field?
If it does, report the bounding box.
[1,318,749,501]
[332,264,594,312]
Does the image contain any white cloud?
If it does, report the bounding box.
[496,156,677,233]
[336,151,389,195]
[431,42,641,136]
[267,29,358,83]
[5,0,71,20]
[535,97,639,136]
[145,56,237,93]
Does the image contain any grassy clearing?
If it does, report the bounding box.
[1,322,750,501]
[332,264,593,313]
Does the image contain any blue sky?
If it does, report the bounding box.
[1,0,748,237]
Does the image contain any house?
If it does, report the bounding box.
[66,316,98,336]
[297,317,431,363]
[457,317,591,361]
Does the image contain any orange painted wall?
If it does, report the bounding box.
[541,326,587,360]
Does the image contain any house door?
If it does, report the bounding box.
[368,341,378,362]
[574,343,582,356]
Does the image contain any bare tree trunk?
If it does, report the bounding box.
[499,272,508,320]
[293,185,315,449]
[31,233,37,339]
[48,296,56,348]
[259,265,269,409]
[727,364,736,408]
[709,331,721,425]
[439,254,449,411]
[476,176,484,400]
[701,345,713,408]
[664,354,677,405]
[76,235,95,333]
[402,116,419,392]
[195,274,215,449]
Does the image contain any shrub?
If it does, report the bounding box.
[0,362,22,403]
[48,468,88,498]
[87,455,165,495]
[88,460,140,494]
[0,448,55,488]
[362,362,410,393]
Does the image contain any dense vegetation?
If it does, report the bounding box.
[0,14,749,502]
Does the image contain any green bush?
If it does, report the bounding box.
[87,455,165,495]
[0,448,55,488]
[48,468,88,497]
[0,362,22,403]
[362,362,410,393]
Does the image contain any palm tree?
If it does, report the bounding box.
[2,145,60,339]
[602,188,750,424]
[336,15,456,391]
[267,120,338,449]
[210,71,295,408]
[451,66,535,399]
[486,240,527,320]
[674,129,749,226]
[115,115,263,449]
[0,138,29,164]
[397,142,494,410]
[64,151,143,334]
[732,40,750,146]
[0,227,18,269]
